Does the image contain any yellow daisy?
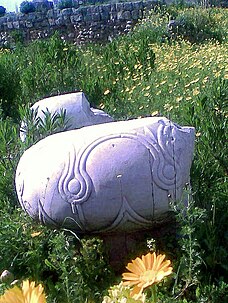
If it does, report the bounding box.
[122,252,172,298]
[0,280,46,303]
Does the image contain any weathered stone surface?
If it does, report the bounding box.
[110,4,116,12]
[131,10,140,20]
[91,13,101,22]
[26,21,34,28]
[55,16,64,25]
[117,10,131,20]
[13,21,20,29]
[20,92,113,141]
[100,10,110,21]
[62,8,73,16]
[110,12,117,20]
[124,2,133,11]
[16,117,195,234]
[0,270,14,284]
[7,22,13,29]
[100,4,111,13]
[48,18,55,26]
[116,3,125,11]
[70,14,83,22]
[133,1,144,10]
[47,9,56,18]
[0,1,198,46]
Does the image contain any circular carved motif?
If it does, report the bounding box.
[67,178,81,195]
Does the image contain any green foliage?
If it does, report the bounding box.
[20,1,36,14]
[0,205,50,282]
[102,282,145,303]
[196,281,228,303]
[0,6,6,17]
[10,30,24,45]
[173,7,227,43]
[13,33,81,105]
[0,4,227,303]
[0,206,114,302]
[186,78,228,283]
[0,118,21,205]
[0,54,21,121]
[50,237,114,302]
[78,33,155,111]
[136,4,177,44]
[140,5,228,43]
[170,190,206,301]
[19,105,69,148]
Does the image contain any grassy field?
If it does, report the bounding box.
[0,4,227,303]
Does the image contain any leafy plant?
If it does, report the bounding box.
[0,118,21,205]
[0,54,21,121]
[46,236,114,302]
[13,33,81,106]
[20,1,36,14]
[186,78,228,283]
[19,105,69,148]
[0,6,6,17]
[170,7,227,43]
[170,190,206,301]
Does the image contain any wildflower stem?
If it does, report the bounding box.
[151,284,157,303]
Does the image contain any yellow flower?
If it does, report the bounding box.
[0,280,46,303]
[176,96,183,102]
[189,75,200,84]
[160,80,167,85]
[31,231,42,238]
[202,76,209,83]
[103,89,110,95]
[122,252,172,298]
[102,282,145,303]
[193,88,200,96]
[151,111,159,116]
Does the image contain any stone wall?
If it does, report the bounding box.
[0,1,163,47]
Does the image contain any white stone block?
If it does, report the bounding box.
[15,117,195,233]
[20,92,113,141]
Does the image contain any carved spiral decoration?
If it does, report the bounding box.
[58,147,92,208]
[58,119,182,214]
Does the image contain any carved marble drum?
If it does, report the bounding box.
[15,117,195,233]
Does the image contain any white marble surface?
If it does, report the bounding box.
[20,92,113,141]
[16,117,195,233]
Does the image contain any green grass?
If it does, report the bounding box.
[0,4,227,303]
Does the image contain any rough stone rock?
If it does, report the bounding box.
[0,270,14,283]
[131,10,140,20]
[16,117,195,234]
[120,11,132,20]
